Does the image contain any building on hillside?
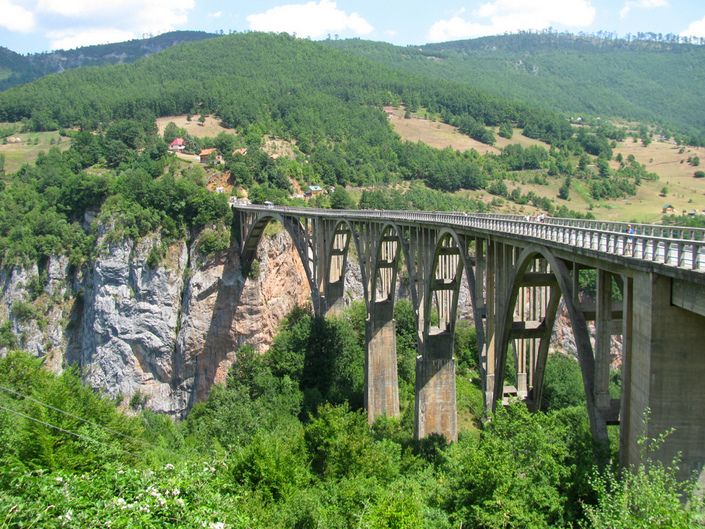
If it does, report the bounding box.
[169,138,185,152]
[385,109,394,119]
[197,148,223,164]
[232,148,247,156]
[662,204,676,214]
[305,186,324,197]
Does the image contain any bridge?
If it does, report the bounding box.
[232,204,705,482]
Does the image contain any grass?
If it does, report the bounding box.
[389,112,705,222]
[155,114,236,139]
[0,129,70,174]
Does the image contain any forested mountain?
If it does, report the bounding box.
[324,32,705,138]
[0,31,560,139]
[0,31,670,268]
[0,30,217,91]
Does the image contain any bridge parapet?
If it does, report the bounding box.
[233,205,705,280]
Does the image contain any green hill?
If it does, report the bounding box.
[0,32,567,146]
[324,32,705,139]
[0,30,217,91]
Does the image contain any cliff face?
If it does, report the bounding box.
[0,224,309,417]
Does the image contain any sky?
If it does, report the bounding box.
[1,0,705,55]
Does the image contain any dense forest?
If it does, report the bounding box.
[324,31,705,142]
[0,30,703,527]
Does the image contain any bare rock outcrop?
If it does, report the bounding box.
[0,224,309,418]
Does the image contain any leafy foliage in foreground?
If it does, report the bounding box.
[1,303,703,527]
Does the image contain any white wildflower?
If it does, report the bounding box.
[164,463,175,471]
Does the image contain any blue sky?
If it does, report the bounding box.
[1,0,704,54]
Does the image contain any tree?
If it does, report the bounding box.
[597,156,610,178]
[541,352,584,411]
[579,153,590,171]
[499,122,513,139]
[329,187,355,209]
[584,421,704,528]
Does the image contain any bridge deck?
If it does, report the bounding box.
[232,205,705,285]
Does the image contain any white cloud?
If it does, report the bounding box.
[47,28,137,50]
[36,0,129,17]
[428,0,596,42]
[681,15,705,38]
[619,0,668,19]
[1,0,194,50]
[209,11,222,18]
[247,0,373,39]
[0,0,36,32]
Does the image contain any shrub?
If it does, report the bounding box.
[198,226,230,256]
[12,300,38,322]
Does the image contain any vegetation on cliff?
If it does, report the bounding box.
[0,28,703,528]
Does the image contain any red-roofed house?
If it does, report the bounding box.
[169,138,185,152]
[198,148,223,164]
[232,148,248,156]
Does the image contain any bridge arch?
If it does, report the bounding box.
[240,212,320,309]
[493,243,606,443]
[321,219,358,315]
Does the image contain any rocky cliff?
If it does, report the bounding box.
[0,223,309,417]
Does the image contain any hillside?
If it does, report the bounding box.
[385,107,705,222]
[0,30,217,91]
[1,31,701,229]
[324,33,705,140]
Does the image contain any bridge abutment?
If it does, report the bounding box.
[622,271,705,484]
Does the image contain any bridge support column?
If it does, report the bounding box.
[622,271,705,484]
[365,300,400,424]
[325,281,346,315]
[414,332,457,441]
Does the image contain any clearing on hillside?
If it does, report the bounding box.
[156,115,236,138]
[0,129,70,174]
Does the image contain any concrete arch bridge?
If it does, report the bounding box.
[233,204,705,481]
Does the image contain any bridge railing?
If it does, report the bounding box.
[232,205,705,272]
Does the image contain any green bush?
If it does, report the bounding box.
[198,226,230,256]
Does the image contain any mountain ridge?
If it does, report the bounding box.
[0,30,218,91]
[323,32,705,137]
